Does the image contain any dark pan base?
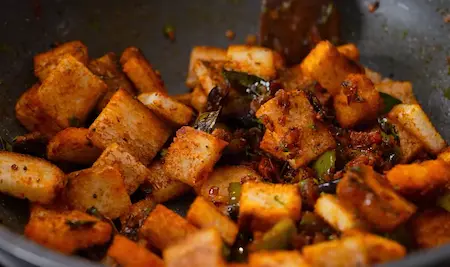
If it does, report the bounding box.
[0,0,449,266]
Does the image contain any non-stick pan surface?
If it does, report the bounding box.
[0,0,449,266]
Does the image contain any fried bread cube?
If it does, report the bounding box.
[172,92,193,106]
[47,128,101,165]
[141,161,190,203]
[139,204,198,250]
[337,43,360,62]
[302,233,406,267]
[88,89,172,165]
[194,60,228,95]
[256,90,336,169]
[200,165,262,204]
[93,143,149,195]
[65,165,131,219]
[411,209,450,249]
[191,85,208,112]
[337,165,416,231]
[24,205,112,254]
[36,55,108,129]
[386,159,450,195]
[249,251,310,267]
[138,92,194,126]
[388,104,446,154]
[15,83,62,137]
[122,50,166,94]
[119,198,156,240]
[187,196,238,245]
[107,235,164,267]
[301,41,362,96]
[364,67,383,84]
[333,74,381,128]
[120,46,142,65]
[239,182,302,231]
[34,40,88,81]
[375,80,417,104]
[88,52,135,111]
[225,45,277,80]
[163,228,226,267]
[186,46,227,88]
[163,126,228,187]
[0,151,66,204]
[314,194,365,232]
[391,120,424,163]
[438,147,450,163]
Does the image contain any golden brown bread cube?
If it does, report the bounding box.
[390,120,424,163]
[333,74,381,128]
[47,128,101,165]
[141,161,190,203]
[15,83,63,137]
[301,41,362,96]
[88,52,135,111]
[239,182,302,231]
[34,40,88,81]
[302,232,406,267]
[314,194,366,232]
[375,80,417,104]
[138,92,194,126]
[88,89,172,165]
[163,126,228,187]
[36,55,108,129]
[163,228,226,267]
[249,251,310,267]
[411,209,450,249]
[187,196,239,245]
[107,235,164,267]
[0,151,66,204]
[194,60,228,95]
[172,92,193,106]
[364,67,383,84]
[256,90,336,169]
[200,165,262,204]
[186,46,227,88]
[24,205,112,254]
[438,147,450,164]
[120,46,143,65]
[122,53,166,94]
[119,198,156,240]
[191,85,208,112]
[386,159,450,196]
[388,104,446,154]
[337,43,360,62]
[139,204,198,250]
[65,165,131,219]
[278,66,316,92]
[225,45,277,80]
[93,143,149,195]
[337,165,416,231]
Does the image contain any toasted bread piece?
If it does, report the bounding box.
[0,151,65,204]
[187,196,238,245]
[200,165,262,204]
[386,159,450,195]
[337,165,416,231]
[93,143,149,195]
[364,68,383,84]
[25,205,112,254]
[256,90,336,168]
[88,52,135,111]
[65,165,131,219]
[239,182,302,231]
[141,161,190,203]
[15,83,62,137]
[37,55,108,129]
[391,120,424,163]
[191,86,208,112]
[47,128,101,165]
[107,235,164,267]
[138,92,194,126]
[249,251,310,267]
[225,45,277,80]
[301,41,362,96]
[163,228,226,267]
[139,204,198,250]
[164,126,228,187]
[411,209,450,249]
[120,46,142,65]
[194,60,228,95]
[34,41,88,81]
[88,89,172,165]
[122,54,166,94]
[172,92,193,106]
[388,104,446,154]
[186,46,227,88]
[333,74,381,128]
[438,147,450,164]
[337,43,360,62]
[375,80,417,104]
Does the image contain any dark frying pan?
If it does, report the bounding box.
[0,0,449,266]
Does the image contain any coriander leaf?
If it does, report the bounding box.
[380,92,402,114]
